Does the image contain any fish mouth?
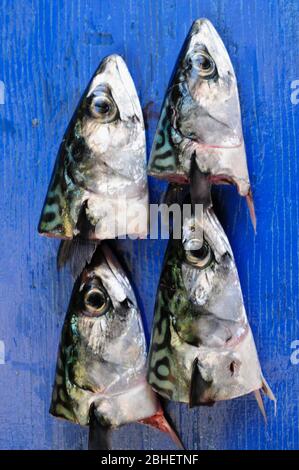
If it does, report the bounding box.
[191,18,217,34]
[97,54,128,82]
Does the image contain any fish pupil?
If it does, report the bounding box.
[86,291,105,309]
[191,50,216,78]
[198,56,211,70]
[94,100,110,114]
[190,244,208,260]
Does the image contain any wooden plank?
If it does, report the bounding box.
[0,0,298,449]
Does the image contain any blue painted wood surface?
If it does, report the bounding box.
[0,0,299,450]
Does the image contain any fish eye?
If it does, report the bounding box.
[192,50,216,79]
[94,100,110,114]
[89,91,118,123]
[84,287,110,316]
[185,240,213,269]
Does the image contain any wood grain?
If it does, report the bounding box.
[0,0,298,449]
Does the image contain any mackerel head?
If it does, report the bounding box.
[50,244,181,447]
[147,209,275,411]
[39,55,148,240]
[148,19,255,227]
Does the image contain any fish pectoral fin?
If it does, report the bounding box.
[254,375,276,421]
[261,375,277,415]
[75,199,97,238]
[189,357,214,408]
[254,389,267,423]
[88,405,112,450]
[139,407,184,450]
[190,153,212,210]
[246,189,257,233]
[57,239,98,278]
[162,183,189,206]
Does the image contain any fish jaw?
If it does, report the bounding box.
[148,18,252,203]
[39,54,148,240]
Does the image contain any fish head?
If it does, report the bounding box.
[77,55,145,183]
[68,251,145,384]
[172,19,241,145]
[50,245,157,426]
[166,210,246,347]
[148,209,264,404]
[148,18,251,198]
[39,55,148,239]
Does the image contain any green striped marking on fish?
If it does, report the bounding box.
[38,160,73,237]
[50,343,77,423]
[38,120,86,238]
[147,292,177,400]
[148,100,178,174]
[148,239,194,401]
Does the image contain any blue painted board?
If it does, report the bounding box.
[0,0,299,450]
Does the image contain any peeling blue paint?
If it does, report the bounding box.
[86,32,114,45]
